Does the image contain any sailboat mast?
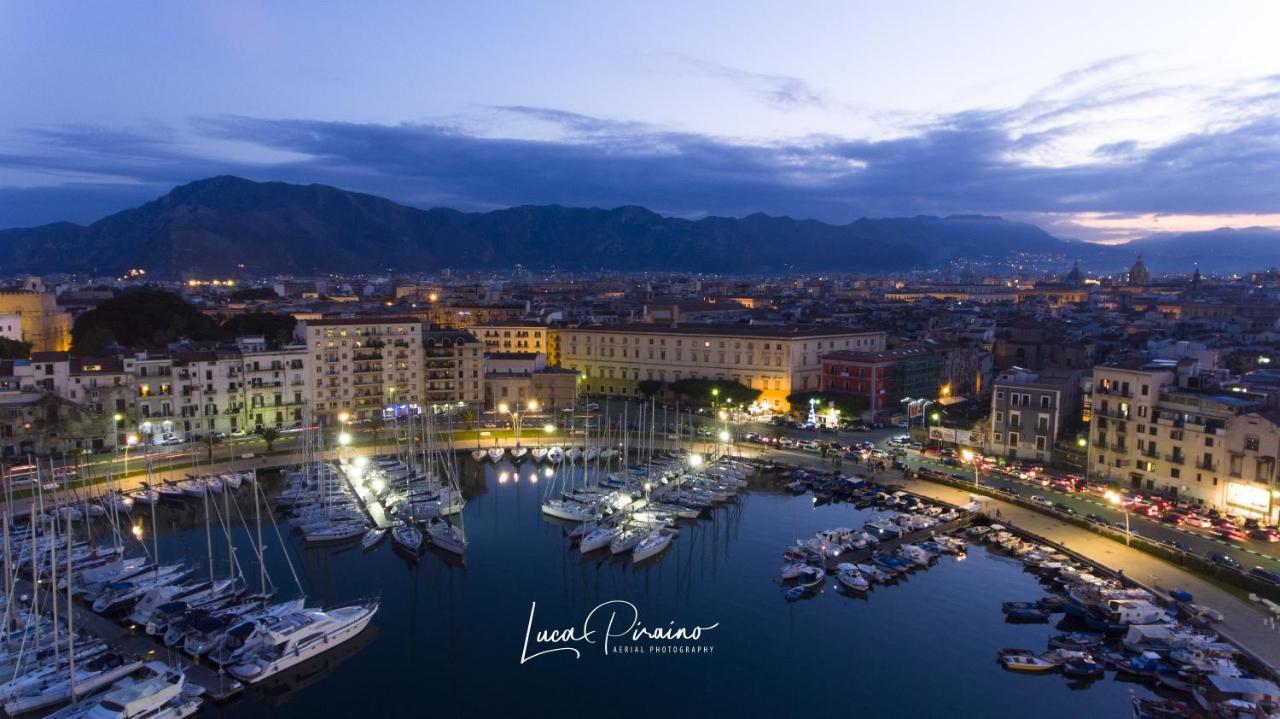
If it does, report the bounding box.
[65,511,76,704]
[204,479,214,586]
[254,469,266,596]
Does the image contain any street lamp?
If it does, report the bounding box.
[961,448,979,489]
[1105,490,1130,546]
[500,399,538,446]
[124,433,139,477]
[688,453,703,469]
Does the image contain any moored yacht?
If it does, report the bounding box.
[226,600,379,684]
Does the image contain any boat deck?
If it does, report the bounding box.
[14,578,244,704]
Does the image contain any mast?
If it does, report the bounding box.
[65,511,76,703]
[254,469,266,596]
[204,477,214,586]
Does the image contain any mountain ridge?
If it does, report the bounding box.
[0,176,1273,275]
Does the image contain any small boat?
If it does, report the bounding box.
[797,566,825,589]
[392,523,424,555]
[471,449,487,463]
[834,564,869,593]
[780,562,808,580]
[547,447,565,463]
[530,448,548,462]
[487,447,505,463]
[784,586,805,602]
[511,447,529,461]
[361,528,386,550]
[1005,606,1052,623]
[632,530,672,563]
[610,528,646,555]
[1000,653,1057,673]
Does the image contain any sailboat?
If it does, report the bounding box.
[530,447,547,462]
[391,522,423,555]
[470,449,486,463]
[425,517,467,555]
[632,529,673,563]
[361,527,387,550]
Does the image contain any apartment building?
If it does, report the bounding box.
[423,329,486,410]
[485,352,578,410]
[820,347,942,416]
[987,368,1082,462]
[1089,359,1279,522]
[474,321,550,355]
[557,324,886,410]
[301,317,423,427]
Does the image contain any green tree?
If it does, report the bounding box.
[71,289,221,355]
[668,378,760,407]
[461,407,476,430]
[637,379,663,399]
[220,312,297,346]
[785,391,868,419]
[257,426,281,452]
[369,416,386,446]
[0,338,32,360]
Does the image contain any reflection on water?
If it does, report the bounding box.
[103,459,1154,717]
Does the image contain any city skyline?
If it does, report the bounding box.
[3,2,1280,243]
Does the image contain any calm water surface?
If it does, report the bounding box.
[118,460,1153,718]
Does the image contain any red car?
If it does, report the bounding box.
[1249,527,1280,543]
[1215,526,1249,542]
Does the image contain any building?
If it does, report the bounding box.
[423,329,486,410]
[419,303,525,331]
[0,314,21,343]
[0,290,72,352]
[474,321,551,355]
[557,324,886,410]
[987,367,1082,462]
[484,352,578,411]
[820,347,942,417]
[300,317,423,426]
[1089,360,1279,523]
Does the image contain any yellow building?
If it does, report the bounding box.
[0,290,72,352]
[557,324,886,411]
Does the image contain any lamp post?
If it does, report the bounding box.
[337,411,351,463]
[500,399,539,447]
[123,433,138,478]
[1106,490,1130,546]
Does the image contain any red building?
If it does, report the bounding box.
[821,347,942,416]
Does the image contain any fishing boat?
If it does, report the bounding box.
[487,447,505,463]
[999,652,1058,673]
[391,522,424,555]
[632,529,672,563]
[361,527,386,550]
[798,565,826,589]
[425,517,467,555]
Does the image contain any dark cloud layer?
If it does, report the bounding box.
[2,72,1279,234]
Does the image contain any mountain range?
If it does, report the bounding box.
[0,176,1275,276]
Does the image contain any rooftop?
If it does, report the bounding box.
[562,323,878,339]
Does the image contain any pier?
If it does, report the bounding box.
[336,462,392,530]
[12,578,244,705]
[819,513,974,570]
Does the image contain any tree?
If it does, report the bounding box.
[220,312,297,346]
[257,426,281,452]
[71,289,221,355]
[0,337,32,360]
[369,416,386,446]
[668,378,760,407]
[461,407,476,430]
[637,379,663,399]
[202,433,222,462]
[785,391,868,419]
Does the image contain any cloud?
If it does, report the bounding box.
[2,62,1280,240]
[672,55,825,110]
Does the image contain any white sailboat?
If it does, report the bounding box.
[632,529,672,563]
[425,517,467,556]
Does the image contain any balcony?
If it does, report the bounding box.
[1163,454,1185,465]
[1094,386,1132,399]
[1195,459,1217,471]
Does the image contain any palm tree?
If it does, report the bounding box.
[461,407,476,430]
[202,433,221,462]
[257,426,281,452]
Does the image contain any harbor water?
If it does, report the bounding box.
[119,459,1155,718]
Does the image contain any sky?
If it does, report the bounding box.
[2,1,1280,242]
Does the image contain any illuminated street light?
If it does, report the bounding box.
[543,423,555,434]
[1077,437,1088,448]
[337,411,351,424]
[1105,490,1130,546]
[718,430,730,443]
[498,402,510,415]
[338,432,352,446]
[688,453,704,468]
[527,399,539,411]
[126,433,139,446]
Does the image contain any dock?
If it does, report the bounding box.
[336,462,392,530]
[819,513,974,570]
[13,578,244,704]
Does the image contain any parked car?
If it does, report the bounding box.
[1214,526,1249,543]
[1159,513,1184,526]
[1205,551,1242,570]
[1249,567,1280,585]
[1053,502,1076,515]
[1084,513,1106,525]
[1249,527,1280,543]
[1030,495,1052,507]
[1164,540,1192,553]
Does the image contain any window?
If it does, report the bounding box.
[996,391,1004,400]
[995,411,1004,423]
[1170,468,1180,479]
[1245,436,1260,452]
[1040,396,1050,409]
[1205,437,1214,447]
[1035,436,1046,451]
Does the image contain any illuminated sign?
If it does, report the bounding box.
[1226,482,1271,512]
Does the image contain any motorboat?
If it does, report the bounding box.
[999,652,1058,673]
[834,564,869,593]
[226,601,379,684]
[44,661,200,719]
[797,566,826,589]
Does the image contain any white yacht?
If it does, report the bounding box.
[632,529,672,563]
[425,517,467,555]
[541,499,601,522]
[47,662,200,719]
[226,601,379,684]
[579,525,619,553]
